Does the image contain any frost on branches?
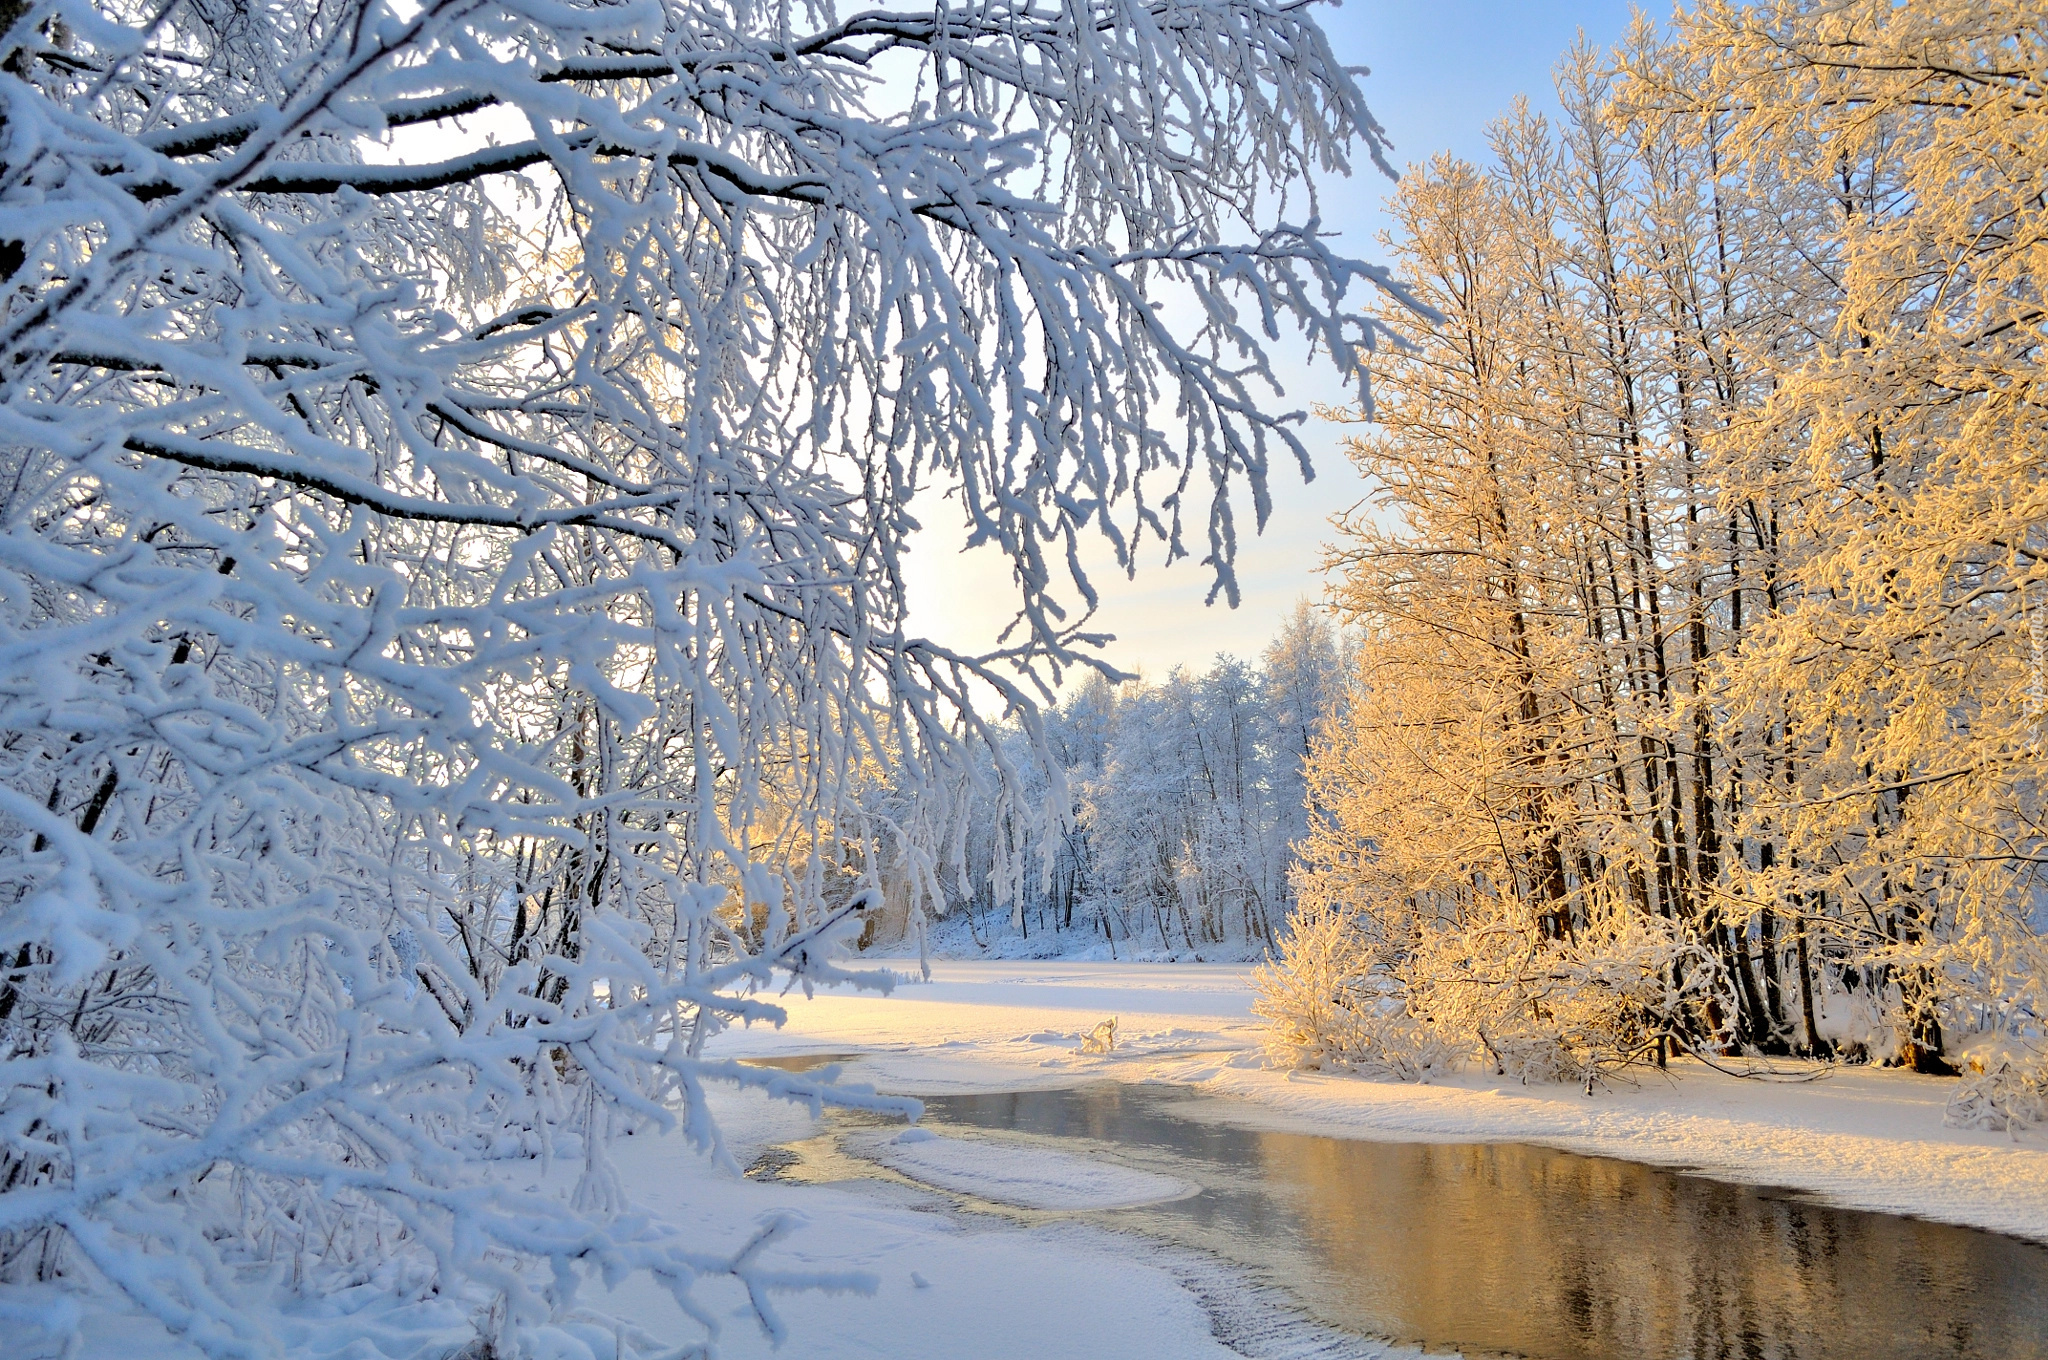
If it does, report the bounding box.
[936,603,1350,959]
[0,0,1401,1353]
[1263,6,2048,1104]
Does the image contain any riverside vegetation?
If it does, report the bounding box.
[1259,2,2048,1131]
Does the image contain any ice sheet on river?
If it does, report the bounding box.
[850,1126,1198,1209]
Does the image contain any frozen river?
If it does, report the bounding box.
[769,1076,2048,1360]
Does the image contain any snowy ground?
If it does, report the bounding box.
[909,906,1273,963]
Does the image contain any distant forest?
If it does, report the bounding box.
[934,604,1347,959]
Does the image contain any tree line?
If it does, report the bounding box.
[1264,2,2047,1123]
[923,604,1348,959]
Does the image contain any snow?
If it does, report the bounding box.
[62,957,2047,1360]
[63,1135,1267,1360]
[584,1139,1258,1360]
[709,958,2048,1245]
[849,1127,1199,1209]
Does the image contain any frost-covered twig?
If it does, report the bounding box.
[0,0,1398,1354]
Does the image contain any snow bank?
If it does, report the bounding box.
[849,1128,1197,1209]
[68,1111,1251,1360]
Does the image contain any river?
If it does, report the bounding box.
[757,1072,2048,1360]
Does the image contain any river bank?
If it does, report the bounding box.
[705,958,2048,1245]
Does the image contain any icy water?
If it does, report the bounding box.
[768,1073,2048,1360]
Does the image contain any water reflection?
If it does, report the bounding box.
[913,1085,2048,1360]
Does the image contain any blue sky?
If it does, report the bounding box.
[1308,0,1649,254]
[908,0,1647,687]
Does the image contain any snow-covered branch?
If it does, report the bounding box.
[0,0,1394,1352]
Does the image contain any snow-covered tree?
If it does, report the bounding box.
[1657,0,2048,1090]
[1276,109,1747,1081]
[1268,7,2047,1100]
[936,628,1349,959]
[1087,656,1290,951]
[1261,598,1345,848]
[0,0,1402,1352]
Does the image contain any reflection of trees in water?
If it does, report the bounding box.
[1254,1131,2044,1360]
[914,1086,2048,1360]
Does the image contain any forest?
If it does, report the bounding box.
[1260,3,2048,1123]
[934,603,1347,959]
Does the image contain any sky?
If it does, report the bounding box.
[903,0,1644,689]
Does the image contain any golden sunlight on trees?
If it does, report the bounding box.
[1264,3,2048,1121]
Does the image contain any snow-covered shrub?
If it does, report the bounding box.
[1253,901,1462,1080]
[1261,887,1718,1086]
[1945,965,2048,1133]
[1254,899,1380,1070]
[1810,977,1900,1063]
[1945,1046,2048,1136]
[0,0,1405,1352]
[1455,914,1718,1086]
